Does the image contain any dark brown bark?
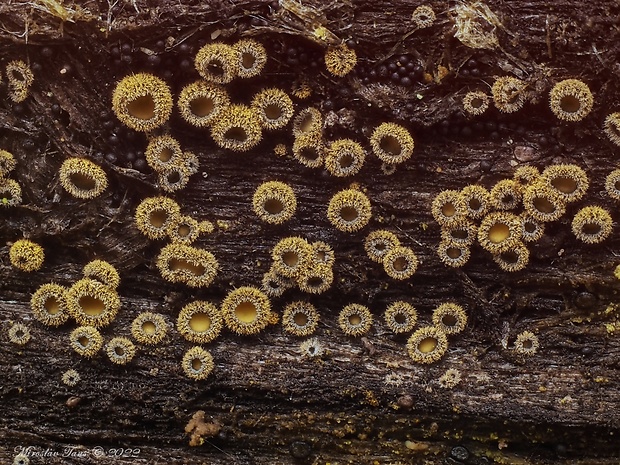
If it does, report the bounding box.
[1,1,620,464]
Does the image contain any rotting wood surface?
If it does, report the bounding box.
[1,1,620,464]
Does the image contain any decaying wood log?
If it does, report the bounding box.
[1,1,620,464]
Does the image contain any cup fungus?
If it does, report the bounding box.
[324,139,366,177]
[297,263,334,294]
[514,330,539,356]
[221,286,273,336]
[82,259,120,289]
[327,188,372,232]
[411,5,436,28]
[106,337,136,365]
[477,212,522,254]
[182,346,215,380]
[0,178,22,207]
[6,60,34,103]
[31,283,70,327]
[59,157,108,199]
[491,76,526,113]
[177,301,223,344]
[324,44,357,77]
[549,79,593,122]
[194,42,238,84]
[8,322,30,346]
[61,369,81,387]
[604,112,620,147]
[69,325,103,358]
[459,185,490,220]
[0,149,16,177]
[112,73,173,132]
[292,107,323,137]
[145,135,184,173]
[233,39,267,79]
[282,301,320,336]
[135,196,181,240]
[338,303,373,337]
[178,80,231,128]
[605,168,620,201]
[519,214,545,243]
[261,268,294,298]
[9,239,44,272]
[522,182,566,222]
[384,301,418,334]
[66,278,121,328]
[251,88,294,130]
[292,132,325,168]
[440,217,477,246]
[364,230,400,263]
[513,165,540,185]
[541,164,589,203]
[437,240,471,268]
[311,241,335,267]
[489,179,522,211]
[462,90,489,116]
[493,242,530,272]
[166,215,202,244]
[406,326,448,364]
[210,104,263,152]
[432,189,466,226]
[271,236,313,278]
[370,122,414,165]
[299,337,325,358]
[158,164,191,193]
[382,246,419,280]
[156,243,219,288]
[131,312,168,345]
[252,180,297,225]
[571,206,613,244]
[432,303,467,335]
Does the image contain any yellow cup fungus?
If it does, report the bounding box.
[459,184,490,220]
[324,44,357,77]
[605,168,620,201]
[178,80,231,128]
[513,165,540,185]
[135,196,181,240]
[541,164,589,203]
[261,268,295,298]
[210,104,263,152]
[106,337,136,365]
[477,211,522,254]
[297,263,334,294]
[61,369,81,387]
[9,239,45,272]
[69,325,103,358]
[271,236,314,278]
[131,312,168,345]
[194,42,238,84]
[8,322,31,345]
[166,215,203,244]
[364,230,400,263]
[369,122,414,165]
[411,5,436,28]
[158,164,191,193]
[338,303,373,337]
[327,188,372,233]
[59,157,108,199]
[233,39,267,79]
[0,149,16,177]
[182,346,215,380]
[145,134,184,172]
[82,259,120,289]
[382,246,419,280]
[177,301,223,344]
[325,139,366,177]
[406,326,448,364]
[30,282,70,327]
[440,217,477,246]
[493,242,530,272]
[299,337,325,358]
[252,180,297,225]
[489,179,522,211]
[571,205,613,244]
[0,178,22,207]
[432,189,466,226]
[432,303,467,335]
[549,79,593,122]
[66,278,121,328]
[491,76,527,113]
[292,132,325,168]
[112,73,173,132]
[519,213,545,243]
[522,182,566,223]
[437,240,471,268]
[156,242,219,288]
[293,107,323,137]
[282,301,320,337]
[251,88,294,130]
[604,112,620,147]
[311,241,335,267]
[6,60,34,103]
[384,301,418,334]
[513,330,539,356]
[462,90,489,116]
[221,286,273,336]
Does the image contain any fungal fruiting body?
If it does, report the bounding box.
[493,242,530,272]
[311,241,335,267]
[522,182,566,222]
[549,79,593,122]
[8,323,30,345]
[520,214,545,243]
[282,301,320,336]
[145,134,184,172]
[411,5,435,28]
[571,206,613,244]
[338,304,373,337]
[491,76,526,113]
[440,217,477,246]
[271,236,313,278]
[324,139,366,177]
[194,42,237,84]
[383,246,418,280]
[177,301,223,344]
[437,240,471,268]
[384,301,418,334]
[158,164,191,193]
[251,88,294,130]
[327,188,372,232]
[30,283,70,327]
[61,369,81,387]
[300,337,325,358]
[106,337,136,365]
[232,39,267,78]
[462,91,489,116]
[541,164,589,203]
[0,149,16,177]
[459,185,490,220]
[112,73,173,132]
[9,239,45,272]
[70,326,103,357]
[135,196,181,240]
[156,243,219,288]
[221,286,273,335]
[182,346,215,380]
[513,165,540,185]
[261,268,294,298]
[604,113,620,146]
[0,178,22,207]
[66,278,121,328]
[432,303,467,335]
[489,179,522,211]
[324,44,357,77]
[438,368,461,389]
[514,330,539,356]
[297,263,334,294]
[369,122,414,165]
[293,107,323,137]
[605,169,620,201]
[477,212,522,254]
[210,104,263,152]
[252,181,297,225]
[6,60,34,103]
[406,326,448,364]
[167,215,202,244]
[82,259,120,289]
[59,158,108,199]
[177,80,231,128]
[131,312,168,345]
[432,190,466,226]
[365,230,400,263]
[292,132,325,168]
